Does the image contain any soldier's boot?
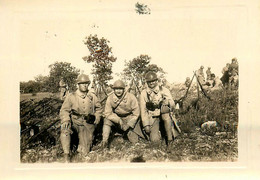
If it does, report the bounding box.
[60,130,71,162]
[101,125,111,149]
[127,130,139,143]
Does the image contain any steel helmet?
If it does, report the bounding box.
[76,74,90,84]
[200,66,204,69]
[113,80,125,89]
[145,71,158,82]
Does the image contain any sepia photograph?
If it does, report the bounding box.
[0,0,260,179]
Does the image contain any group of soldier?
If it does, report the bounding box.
[191,57,239,91]
[59,71,181,162]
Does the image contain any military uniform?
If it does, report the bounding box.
[206,68,211,80]
[140,85,180,143]
[60,87,102,156]
[196,67,205,85]
[102,91,141,143]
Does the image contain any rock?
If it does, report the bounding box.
[201,121,217,129]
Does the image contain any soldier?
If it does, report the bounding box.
[229,58,239,73]
[101,80,144,148]
[59,74,102,162]
[196,66,205,85]
[184,77,191,88]
[139,71,181,147]
[206,67,212,81]
[59,79,69,100]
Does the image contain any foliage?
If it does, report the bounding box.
[135,2,151,15]
[83,34,117,86]
[177,89,238,137]
[34,74,49,92]
[48,61,80,93]
[20,80,42,93]
[122,54,166,85]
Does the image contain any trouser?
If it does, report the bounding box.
[102,117,139,143]
[60,121,95,155]
[148,114,173,143]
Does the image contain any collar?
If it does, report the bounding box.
[147,86,160,94]
[112,92,128,103]
[76,89,88,99]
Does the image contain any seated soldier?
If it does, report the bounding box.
[101,80,144,148]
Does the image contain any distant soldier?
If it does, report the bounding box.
[59,74,102,162]
[205,73,215,88]
[196,66,205,85]
[139,71,181,146]
[221,63,230,87]
[229,67,239,89]
[211,76,223,91]
[206,67,212,81]
[184,77,191,88]
[59,79,69,100]
[229,58,239,73]
[101,80,144,148]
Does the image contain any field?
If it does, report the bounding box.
[20,88,238,163]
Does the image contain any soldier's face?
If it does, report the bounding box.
[147,80,158,89]
[78,82,90,92]
[114,88,124,97]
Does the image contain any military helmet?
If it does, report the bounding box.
[145,71,158,82]
[76,74,90,84]
[200,66,204,69]
[113,80,125,89]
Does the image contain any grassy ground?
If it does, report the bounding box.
[20,88,238,163]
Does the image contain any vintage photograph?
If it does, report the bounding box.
[17,1,242,164]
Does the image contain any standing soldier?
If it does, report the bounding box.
[59,74,102,162]
[196,66,205,85]
[101,80,144,148]
[139,71,181,147]
[59,79,69,100]
[206,67,211,81]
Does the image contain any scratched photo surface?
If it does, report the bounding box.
[1,0,259,179]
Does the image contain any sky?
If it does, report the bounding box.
[6,0,249,83]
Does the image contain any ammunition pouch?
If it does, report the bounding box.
[146,102,160,111]
[71,109,96,124]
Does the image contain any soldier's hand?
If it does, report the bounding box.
[61,121,71,130]
[144,126,151,134]
[94,116,101,126]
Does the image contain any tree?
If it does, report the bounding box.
[82,34,117,86]
[135,2,151,15]
[20,80,41,93]
[34,74,49,92]
[122,54,166,85]
[47,61,80,93]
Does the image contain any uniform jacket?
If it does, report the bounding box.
[60,89,102,124]
[103,92,140,128]
[139,86,175,127]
